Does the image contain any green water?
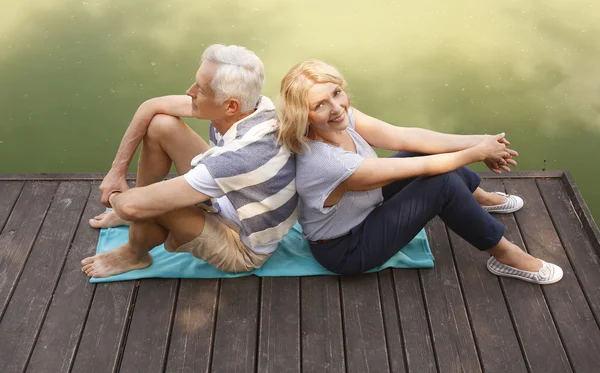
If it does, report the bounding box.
[1,0,598,224]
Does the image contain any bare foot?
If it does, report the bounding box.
[89,210,130,229]
[81,245,152,278]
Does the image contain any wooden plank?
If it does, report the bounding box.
[119,278,179,373]
[0,181,24,233]
[0,181,90,373]
[0,174,109,181]
[538,179,600,329]
[211,276,260,373]
[165,279,219,373]
[505,178,600,372]
[561,172,600,256]
[340,273,390,373]
[377,270,407,373]
[479,171,564,179]
[26,182,103,373]
[301,276,345,373]
[446,230,527,373]
[420,218,482,373]
[0,181,58,318]
[391,269,437,373]
[0,170,564,182]
[479,178,572,373]
[71,281,138,373]
[257,277,300,373]
[0,173,157,181]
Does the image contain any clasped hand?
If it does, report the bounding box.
[99,170,130,207]
[479,133,518,174]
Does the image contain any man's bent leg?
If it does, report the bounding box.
[136,114,210,187]
[90,114,210,228]
[81,219,168,278]
[158,207,269,273]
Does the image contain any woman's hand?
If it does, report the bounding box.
[475,133,513,168]
[480,134,518,174]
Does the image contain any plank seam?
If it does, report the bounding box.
[418,269,441,373]
[494,177,534,373]
[67,182,101,373]
[390,270,410,373]
[376,273,393,373]
[298,277,303,373]
[338,277,349,373]
[443,227,484,373]
[113,280,141,373]
[67,283,98,373]
[22,182,92,372]
[254,278,263,373]
[207,279,222,371]
[0,181,25,235]
[0,181,60,323]
[509,182,576,373]
[496,277,532,373]
[535,179,600,331]
[161,279,182,373]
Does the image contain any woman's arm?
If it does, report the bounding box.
[352,107,483,154]
[339,134,509,191]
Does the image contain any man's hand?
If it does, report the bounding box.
[99,170,130,207]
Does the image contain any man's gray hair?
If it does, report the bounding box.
[201,44,265,113]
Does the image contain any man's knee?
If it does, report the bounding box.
[146,114,184,141]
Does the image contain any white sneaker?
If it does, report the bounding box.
[482,192,524,214]
[487,257,563,284]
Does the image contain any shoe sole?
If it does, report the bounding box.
[487,264,563,285]
[483,206,522,214]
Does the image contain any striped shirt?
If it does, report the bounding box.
[185,96,298,253]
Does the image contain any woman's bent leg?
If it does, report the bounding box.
[337,172,504,273]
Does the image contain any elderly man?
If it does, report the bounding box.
[82,44,297,278]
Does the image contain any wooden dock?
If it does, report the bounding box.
[0,172,599,373]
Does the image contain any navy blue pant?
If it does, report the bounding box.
[309,152,505,275]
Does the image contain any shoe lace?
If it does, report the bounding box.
[538,266,550,279]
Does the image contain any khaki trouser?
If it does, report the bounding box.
[166,211,270,273]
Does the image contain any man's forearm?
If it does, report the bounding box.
[109,95,194,174]
[403,128,483,154]
[110,100,157,174]
[108,177,211,221]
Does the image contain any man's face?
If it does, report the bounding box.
[186,62,226,120]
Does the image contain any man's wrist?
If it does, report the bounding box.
[108,191,122,206]
[109,163,129,176]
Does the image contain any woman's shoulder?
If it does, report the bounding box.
[297,140,363,178]
[296,140,338,165]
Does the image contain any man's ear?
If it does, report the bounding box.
[225,98,241,116]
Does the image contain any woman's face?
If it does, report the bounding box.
[307,82,349,133]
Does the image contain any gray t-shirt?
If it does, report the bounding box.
[296,109,384,241]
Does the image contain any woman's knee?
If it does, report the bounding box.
[454,166,480,190]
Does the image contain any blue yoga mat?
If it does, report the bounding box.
[90,222,434,283]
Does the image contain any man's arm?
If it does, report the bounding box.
[108,176,211,221]
[100,95,194,206]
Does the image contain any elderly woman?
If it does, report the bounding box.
[278,60,562,284]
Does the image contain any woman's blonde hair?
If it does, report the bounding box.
[278,60,347,153]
